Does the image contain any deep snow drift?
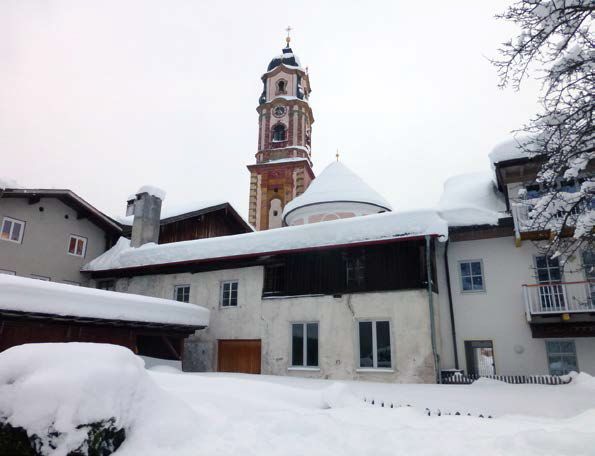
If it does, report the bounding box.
[3,344,595,456]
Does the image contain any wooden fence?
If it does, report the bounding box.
[440,372,571,385]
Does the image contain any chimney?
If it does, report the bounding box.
[130,186,165,248]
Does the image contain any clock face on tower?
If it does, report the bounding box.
[273,105,287,118]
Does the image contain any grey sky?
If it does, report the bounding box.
[0,0,540,220]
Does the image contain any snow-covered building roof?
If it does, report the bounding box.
[489,137,538,166]
[267,46,303,71]
[282,162,393,223]
[0,274,209,328]
[0,177,22,190]
[436,173,508,227]
[83,209,448,273]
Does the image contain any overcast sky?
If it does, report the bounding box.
[0,0,541,220]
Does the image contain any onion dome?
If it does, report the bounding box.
[283,161,392,226]
[267,45,302,71]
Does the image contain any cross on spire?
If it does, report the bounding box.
[285,26,292,45]
[336,149,340,162]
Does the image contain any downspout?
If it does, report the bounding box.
[425,235,440,383]
[444,240,459,369]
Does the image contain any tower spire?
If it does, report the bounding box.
[285,26,292,47]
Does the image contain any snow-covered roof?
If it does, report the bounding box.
[0,274,209,327]
[266,46,303,72]
[117,199,245,226]
[0,177,22,190]
[283,162,393,221]
[136,185,166,201]
[489,137,538,166]
[436,173,508,227]
[83,209,448,272]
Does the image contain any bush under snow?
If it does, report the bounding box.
[0,343,196,456]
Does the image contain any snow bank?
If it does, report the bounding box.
[283,161,392,219]
[136,185,166,201]
[0,274,209,327]
[117,199,231,226]
[437,172,507,226]
[0,343,199,456]
[84,209,448,271]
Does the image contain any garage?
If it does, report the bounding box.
[217,339,261,374]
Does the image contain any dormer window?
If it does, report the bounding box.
[272,123,287,142]
[276,79,287,95]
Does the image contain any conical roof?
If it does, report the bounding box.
[282,161,392,222]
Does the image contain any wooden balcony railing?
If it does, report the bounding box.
[522,281,595,321]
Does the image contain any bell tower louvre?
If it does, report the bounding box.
[247,29,315,230]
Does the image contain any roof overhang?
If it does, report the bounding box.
[0,308,205,333]
[88,233,441,279]
[0,188,122,234]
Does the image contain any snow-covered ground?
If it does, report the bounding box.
[2,345,594,456]
[142,370,595,456]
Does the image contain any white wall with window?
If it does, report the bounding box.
[174,284,191,303]
[220,281,238,307]
[357,320,392,370]
[458,260,485,293]
[441,236,595,377]
[546,340,578,375]
[290,322,318,369]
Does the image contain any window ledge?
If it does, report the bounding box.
[288,367,320,372]
[356,368,394,373]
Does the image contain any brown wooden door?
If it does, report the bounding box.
[217,339,261,374]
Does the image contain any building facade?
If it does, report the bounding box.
[0,188,121,284]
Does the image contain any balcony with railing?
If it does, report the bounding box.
[522,281,595,322]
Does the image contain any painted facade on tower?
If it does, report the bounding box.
[247,37,315,230]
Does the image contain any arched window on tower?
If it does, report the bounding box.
[272,123,286,142]
[276,79,287,94]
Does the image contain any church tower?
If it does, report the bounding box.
[247,32,315,230]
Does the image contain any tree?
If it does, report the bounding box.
[493,0,594,261]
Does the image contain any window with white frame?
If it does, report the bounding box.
[546,340,578,375]
[67,235,87,257]
[174,285,190,303]
[291,322,319,367]
[220,281,238,307]
[1,217,25,244]
[358,320,392,369]
[459,260,485,292]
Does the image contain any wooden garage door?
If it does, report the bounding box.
[217,339,261,374]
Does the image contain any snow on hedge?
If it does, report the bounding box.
[84,209,448,272]
[0,274,209,327]
[437,172,508,226]
[0,343,198,455]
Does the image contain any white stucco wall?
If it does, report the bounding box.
[438,235,595,376]
[104,266,439,383]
